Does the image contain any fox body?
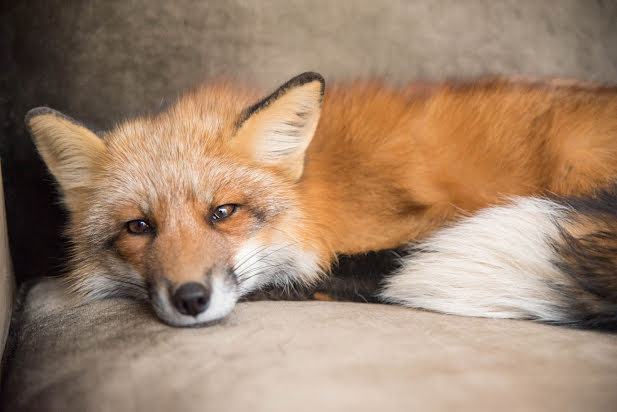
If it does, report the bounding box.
[27,73,617,328]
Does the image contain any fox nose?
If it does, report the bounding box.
[173,282,210,317]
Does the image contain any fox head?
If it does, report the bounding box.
[27,72,326,326]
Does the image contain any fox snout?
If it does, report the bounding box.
[150,265,239,327]
[172,282,210,316]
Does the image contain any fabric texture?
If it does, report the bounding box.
[2,279,617,412]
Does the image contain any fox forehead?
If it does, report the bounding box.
[101,81,260,166]
[90,149,291,222]
[103,93,240,170]
[91,89,286,207]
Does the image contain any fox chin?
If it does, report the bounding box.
[27,72,617,329]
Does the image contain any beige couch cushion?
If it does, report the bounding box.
[2,278,616,411]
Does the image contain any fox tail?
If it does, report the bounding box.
[380,187,617,330]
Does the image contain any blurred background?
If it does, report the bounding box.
[1,0,617,284]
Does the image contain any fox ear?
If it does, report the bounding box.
[26,107,105,192]
[233,72,325,180]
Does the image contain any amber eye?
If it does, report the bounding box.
[126,219,153,235]
[211,204,237,222]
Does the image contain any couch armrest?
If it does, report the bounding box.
[0,161,15,377]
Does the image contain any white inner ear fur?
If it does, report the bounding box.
[233,80,323,180]
[29,113,105,192]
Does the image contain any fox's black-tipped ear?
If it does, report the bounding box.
[233,72,325,181]
[26,107,105,193]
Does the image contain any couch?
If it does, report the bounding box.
[1,1,617,411]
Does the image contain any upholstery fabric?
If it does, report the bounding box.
[2,279,617,412]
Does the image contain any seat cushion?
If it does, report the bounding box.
[2,278,617,411]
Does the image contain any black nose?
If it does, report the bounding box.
[173,282,210,317]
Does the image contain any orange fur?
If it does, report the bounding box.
[300,79,617,255]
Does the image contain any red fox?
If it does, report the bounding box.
[27,73,617,328]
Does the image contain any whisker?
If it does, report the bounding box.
[236,260,283,280]
[237,265,286,285]
[106,276,149,298]
[232,244,273,273]
[236,259,298,285]
[236,260,286,282]
[233,238,300,273]
[114,278,147,290]
[235,242,299,280]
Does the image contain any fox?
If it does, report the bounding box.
[26,72,617,329]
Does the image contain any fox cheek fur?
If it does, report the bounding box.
[25,73,328,327]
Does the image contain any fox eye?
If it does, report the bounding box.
[126,219,153,235]
[211,204,237,222]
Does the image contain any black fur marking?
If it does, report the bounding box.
[251,208,268,225]
[243,248,408,303]
[323,248,408,302]
[561,184,617,217]
[548,185,617,331]
[106,232,122,253]
[235,72,325,130]
[25,107,99,138]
